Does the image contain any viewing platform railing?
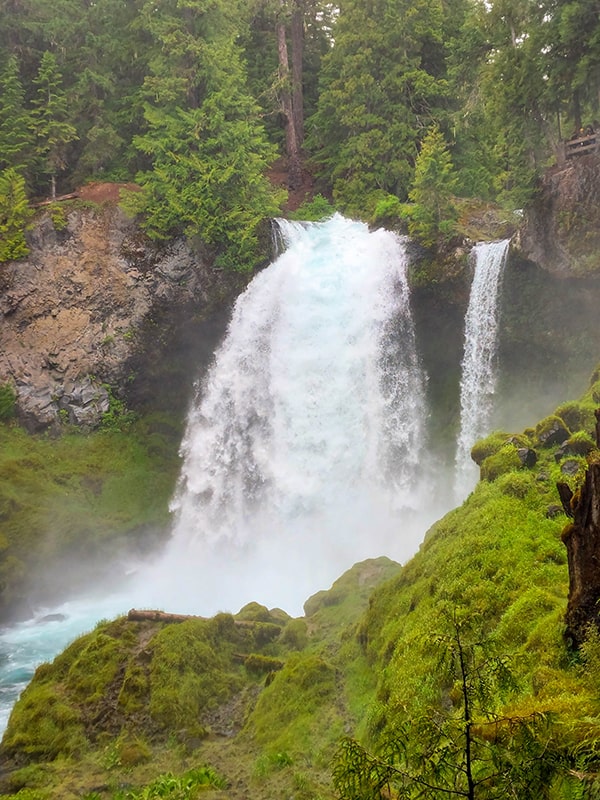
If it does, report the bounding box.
[558,132,600,163]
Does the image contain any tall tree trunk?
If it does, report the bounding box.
[290,0,304,146]
[277,1,302,190]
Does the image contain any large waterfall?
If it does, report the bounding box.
[139,214,433,615]
[454,239,510,499]
[0,221,511,735]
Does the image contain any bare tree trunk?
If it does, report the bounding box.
[559,409,600,648]
[290,0,304,146]
[277,1,302,190]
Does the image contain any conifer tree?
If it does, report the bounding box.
[0,55,33,176]
[0,168,32,262]
[407,124,458,247]
[128,32,282,271]
[30,51,78,198]
[333,615,560,800]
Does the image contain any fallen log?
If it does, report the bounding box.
[127,608,204,623]
[32,192,80,207]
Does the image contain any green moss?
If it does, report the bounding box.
[3,684,86,761]
[280,618,309,650]
[495,470,536,498]
[480,444,523,481]
[534,414,571,447]
[148,619,242,731]
[554,401,593,433]
[566,430,597,456]
[0,416,180,615]
[470,431,512,466]
[248,654,338,751]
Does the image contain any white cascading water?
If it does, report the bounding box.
[136,214,432,615]
[454,239,510,500]
[0,214,440,734]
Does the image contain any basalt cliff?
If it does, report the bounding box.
[0,189,245,432]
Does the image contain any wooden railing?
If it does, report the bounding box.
[559,132,600,163]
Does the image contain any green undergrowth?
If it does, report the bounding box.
[4,370,600,798]
[0,562,396,799]
[0,414,181,617]
[347,367,600,794]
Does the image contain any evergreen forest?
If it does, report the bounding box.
[1,0,599,267]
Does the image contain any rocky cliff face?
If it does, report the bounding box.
[518,155,600,276]
[0,201,245,431]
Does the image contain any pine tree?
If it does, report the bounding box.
[0,55,33,175]
[407,124,457,247]
[127,33,283,271]
[307,0,450,215]
[30,51,78,198]
[0,168,32,262]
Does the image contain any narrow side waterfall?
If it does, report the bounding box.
[454,239,510,500]
[138,214,432,615]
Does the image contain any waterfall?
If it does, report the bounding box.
[0,215,439,735]
[138,214,432,615]
[454,239,510,500]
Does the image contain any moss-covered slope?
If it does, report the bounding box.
[3,371,600,799]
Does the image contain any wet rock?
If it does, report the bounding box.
[561,459,582,476]
[517,447,537,468]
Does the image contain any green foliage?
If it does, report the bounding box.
[125,25,283,272]
[0,55,34,175]
[334,614,562,800]
[371,194,406,228]
[30,52,78,197]
[113,765,226,798]
[0,168,32,261]
[47,203,68,231]
[406,124,458,248]
[0,382,17,420]
[308,0,451,214]
[100,384,136,431]
[288,194,335,222]
[480,444,523,482]
[0,417,180,614]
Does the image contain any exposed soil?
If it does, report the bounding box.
[267,156,317,212]
[77,181,139,204]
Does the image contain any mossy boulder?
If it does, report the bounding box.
[470,431,513,466]
[534,414,571,447]
[480,444,523,482]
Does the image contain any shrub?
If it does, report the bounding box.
[289,194,335,221]
[0,382,16,420]
[0,168,32,262]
